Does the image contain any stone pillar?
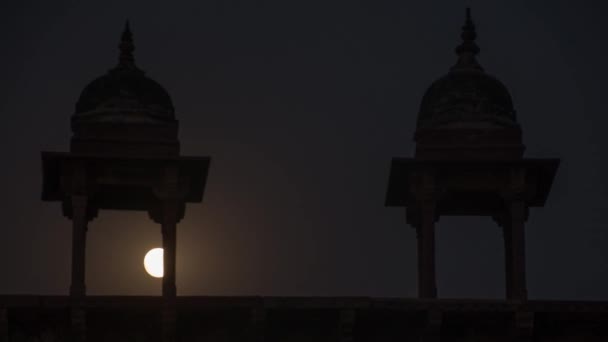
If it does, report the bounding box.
[70,195,88,298]
[504,199,528,300]
[161,200,178,298]
[416,195,438,299]
[161,200,178,342]
[69,195,88,342]
[501,216,513,299]
[149,165,186,342]
[501,166,528,301]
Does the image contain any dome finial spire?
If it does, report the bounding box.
[118,20,136,68]
[451,7,483,71]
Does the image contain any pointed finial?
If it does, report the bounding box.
[118,20,136,68]
[451,7,483,71]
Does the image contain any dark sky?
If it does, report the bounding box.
[1,0,608,300]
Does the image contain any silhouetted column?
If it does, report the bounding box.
[161,200,178,342]
[69,195,88,342]
[505,199,528,300]
[161,200,178,298]
[70,195,88,298]
[416,197,438,298]
[502,217,514,299]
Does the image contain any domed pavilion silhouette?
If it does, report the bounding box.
[415,8,523,159]
[71,22,179,157]
[385,8,558,301]
[41,21,210,342]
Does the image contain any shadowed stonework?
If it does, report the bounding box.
[1,8,607,342]
[3,296,608,341]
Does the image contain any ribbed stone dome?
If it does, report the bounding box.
[72,22,174,124]
[413,9,524,160]
[417,69,516,129]
[69,22,180,158]
[416,9,517,130]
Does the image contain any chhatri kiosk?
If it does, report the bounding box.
[385,9,559,301]
[40,23,210,341]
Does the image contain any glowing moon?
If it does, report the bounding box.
[144,248,164,278]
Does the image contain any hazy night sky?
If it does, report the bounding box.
[1,1,608,300]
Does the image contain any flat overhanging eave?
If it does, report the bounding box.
[385,157,560,208]
[40,151,211,204]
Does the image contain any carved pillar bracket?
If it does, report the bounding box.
[149,165,187,225]
[153,165,189,203]
[249,307,266,342]
[338,309,356,342]
[412,172,439,299]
